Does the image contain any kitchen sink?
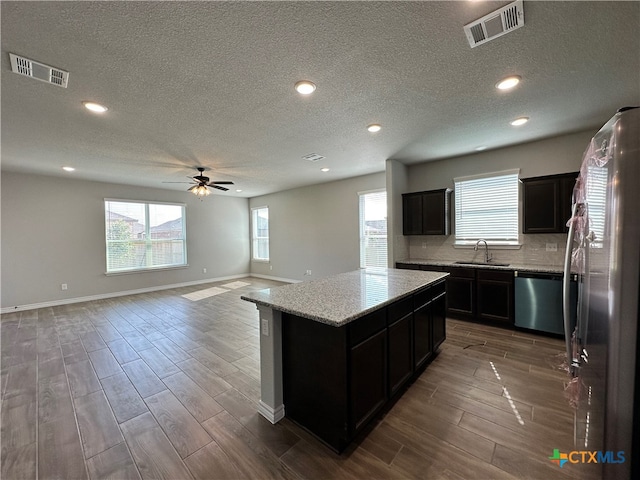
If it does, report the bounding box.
[453,261,510,267]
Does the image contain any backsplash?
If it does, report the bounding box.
[407,233,569,268]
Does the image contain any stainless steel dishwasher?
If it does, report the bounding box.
[514,271,577,335]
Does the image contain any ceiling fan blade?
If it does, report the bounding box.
[194,175,210,183]
[163,181,196,184]
[211,185,229,191]
[209,181,234,185]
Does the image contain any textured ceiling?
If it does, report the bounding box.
[1,1,639,197]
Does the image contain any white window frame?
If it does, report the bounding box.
[359,189,388,268]
[251,206,270,262]
[105,199,187,274]
[453,169,521,247]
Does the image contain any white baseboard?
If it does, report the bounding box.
[1,273,251,314]
[258,400,285,424]
[249,273,300,284]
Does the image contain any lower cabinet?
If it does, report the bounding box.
[281,280,446,452]
[476,269,514,324]
[350,328,387,432]
[396,263,515,326]
[446,267,475,318]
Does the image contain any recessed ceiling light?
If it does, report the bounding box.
[496,75,521,90]
[82,101,108,113]
[235,189,243,193]
[294,80,316,95]
[320,168,330,172]
[475,146,487,151]
[510,116,529,126]
[367,124,382,133]
[62,166,75,172]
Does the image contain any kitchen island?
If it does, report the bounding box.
[241,267,448,452]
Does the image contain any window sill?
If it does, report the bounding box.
[105,264,189,276]
[251,259,270,263]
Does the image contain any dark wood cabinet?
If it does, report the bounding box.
[387,296,414,397]
[281,280,446,452]
[476,269,514,325]
[402,189,451,236]
[350,328,388,432]
[397,264,514,326]
[446,267,475,318]
[431,291,447,350]
[522,172,578,233]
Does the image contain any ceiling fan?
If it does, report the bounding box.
[164,167,234,197]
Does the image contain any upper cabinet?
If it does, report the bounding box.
[521,172,578,234]
[402,188,451,235]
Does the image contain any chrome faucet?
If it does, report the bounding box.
[474,239,492,263]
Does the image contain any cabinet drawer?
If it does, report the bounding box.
[447,267,475,279]
[431,280,446,297]
[387,296,413,324]
[413,287,433,310]
[396,262,420,270]
[477,269,513,282]
[349,309,386,346]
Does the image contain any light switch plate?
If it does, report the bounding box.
[261,318,269,336]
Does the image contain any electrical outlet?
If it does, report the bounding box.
[202,268,207,274]
[422,242,427,249]
[261,318,269,336]
[305,270,312,276]
[269,265,273,270]
[546,243,558,252]
[61,283,68,290]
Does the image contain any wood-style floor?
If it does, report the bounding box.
[1,277,581,479]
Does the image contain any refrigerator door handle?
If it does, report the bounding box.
[563,202,580,377]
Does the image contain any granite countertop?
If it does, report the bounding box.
[397,259,564,274]
[241,268,448,327]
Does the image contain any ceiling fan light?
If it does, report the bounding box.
[192,185,210,197]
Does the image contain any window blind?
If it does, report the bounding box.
[105,200,186,273]
[585,165,608,248]
[454,170,519,244]
[359,190,387,268]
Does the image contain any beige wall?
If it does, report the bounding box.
[1,171,250,310]
[249,172,386,282]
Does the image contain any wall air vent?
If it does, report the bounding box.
[9,53,69,88]
[463,0,524,48]
[302,153,325,162]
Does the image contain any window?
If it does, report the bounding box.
[252,206,269,261]
[359,190,387,268]
[454,170,519,245]
[105,200,186,273]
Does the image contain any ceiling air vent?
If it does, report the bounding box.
[9,53,69,88]
[463,0,524,48]
[302,153,325,162]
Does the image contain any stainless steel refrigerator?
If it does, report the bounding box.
[563,106,639,479]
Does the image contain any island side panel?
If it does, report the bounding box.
[255,305,285,423]
[282,313,349,452]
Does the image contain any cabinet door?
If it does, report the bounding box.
[431,292,446,350]
[413,302,433,369]
[476,270,514,324]
[388,313,413,397]
[350,329,387,433]
[560,174,578,233]
[402,194,423,235]
[421,191,446,235]
[523,178,560,233]
[446,277,475,318]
